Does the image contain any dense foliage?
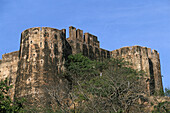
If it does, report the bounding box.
[0,54,170,113]
[0,78,24,113]
[44,54,147,112]
[63,54,170,113]
[11,53,169,113]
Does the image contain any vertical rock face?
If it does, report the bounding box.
[0,51,19,100]
[0,26,164,107]
[112,46,163,95]
[14,27,72,107]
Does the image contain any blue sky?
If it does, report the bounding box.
[0,0,170,89]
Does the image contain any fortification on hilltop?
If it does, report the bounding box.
[0,26,163,106]
[112,46,163,95]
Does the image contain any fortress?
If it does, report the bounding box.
[0,26,163,106]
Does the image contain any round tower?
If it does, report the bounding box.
[111,46,163,96]
[15,27,71,107]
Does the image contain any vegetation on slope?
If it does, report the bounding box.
[45,54,149,112]
[1,54,170,112]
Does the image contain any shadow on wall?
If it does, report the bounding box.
[149,58,155,95]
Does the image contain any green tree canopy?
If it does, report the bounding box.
[0,78,24,113]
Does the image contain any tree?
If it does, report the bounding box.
[43,54,147,112]
[0,78,24,113]
[43,54,102,112]
[71,58,146,112]
[165,88,170,97]
[65,53,102,80]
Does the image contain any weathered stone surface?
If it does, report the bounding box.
[112,46,163,95]
[66,27,109,61]
[0,26,163,107]
[0,51,19,100]
[14,27,72,107]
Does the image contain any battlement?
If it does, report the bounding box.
[68,26,100,48]
[84,32,100,47]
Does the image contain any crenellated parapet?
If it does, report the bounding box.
[68,26,99,47]
[84,32,100,47]
[67,26,109,61]
[112,46,163,95]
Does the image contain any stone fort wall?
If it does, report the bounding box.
[0,51,19,100]
[112,46,163,95]
[0,26,163,106]
[67,26,111,61]
[15,27,71,106]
